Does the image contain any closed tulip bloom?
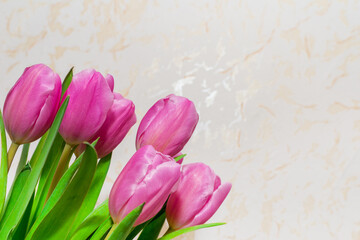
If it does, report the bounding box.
[77,93,136,158]
[166,163,232,230]
[109,145,181,226]
[136,94,199,156]
[59,69,114,145]
[3,64,61,144]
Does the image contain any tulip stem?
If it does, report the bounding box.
[46,144,73,201]
[104,223,119,240]
[7,142,19,171]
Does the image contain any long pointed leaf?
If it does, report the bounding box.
[27,147,80,234]
[0,98,69,239]
[0,165,31,222]
[107,204,144,240]
[125,221,148,240]
[158,223,226,240]
[69,153,111,235]
[0,110,8,217]
[61,67,74,97]
[11,193,34,239]
[70,200,110,240]
[90,217,112,240]
[138,212,165,240]
[27,143,98,240]
[29,133,65,227]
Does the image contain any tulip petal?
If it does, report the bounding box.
[59,69,114,145]
[105,74,114,92]
[109,145,180,226]
[92,93,136,158]
[123,161,180,225]
[136,95,199,156]
[3,64,61,144]
[184,182,232,228]
[166,163,215,229]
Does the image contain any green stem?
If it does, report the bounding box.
[46,144,73,200]
[104,223,119,240]
[7,142,19,171]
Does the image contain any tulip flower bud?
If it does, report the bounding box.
[3,64,61,144]
[166,163,232,230]
[59,69,114,145]
[136,94,199,156]
[109,145,181,226]
[76,93,136,158]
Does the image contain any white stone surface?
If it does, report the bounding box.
[1,0,360,239]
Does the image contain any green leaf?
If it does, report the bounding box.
[11,193,34,239]
[26,143,98,240]
[62,67,74,97]
[138,212,166,240]
[70,200,110,240]
[29,131,49,167]
[29,133,65,228]
[90,217,113,240]
[174,154,186,162]
[15,143,30,177]
[27,148,84,235]
[0,165,31,223]
[107,204,144,240]
[69,153,111,235]
[0,110,8,217]
[0,97,69,239]
[126,203,166,240]
[158,223,226,240]
[125,221,148,240]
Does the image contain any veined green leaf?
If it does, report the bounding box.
[69,153,112,236]
[0,110,8,217]
[26,143,98,240]
[29,131,49,167]
[90,217,112,240]
[29,133,65,228]
[0,98,69,239]
[11,192,34,239]
[0,165,31,222]
[61,67,73,97]
[158,223,226,240]
[138,212,166,240]
[126,203,166,240]
[70,200,110,240]
[107,204,144,240]
[15,143,30,177]
[27,146,84,236]
[125,221,148,240]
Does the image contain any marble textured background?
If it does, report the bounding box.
[1,0,360,239]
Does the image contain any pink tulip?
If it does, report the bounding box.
[105,74,114,92]
[166,163,232,230]
[59,69,114,145]
[76,93,136,158]
[3,64,61,144]
[109,145,181,226]
[136,94,199,156]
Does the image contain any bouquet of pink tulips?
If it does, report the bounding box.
[0,64,231,240]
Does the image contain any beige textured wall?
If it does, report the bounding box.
[1,0,360,239]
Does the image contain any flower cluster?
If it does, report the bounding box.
[0,64,231,240]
